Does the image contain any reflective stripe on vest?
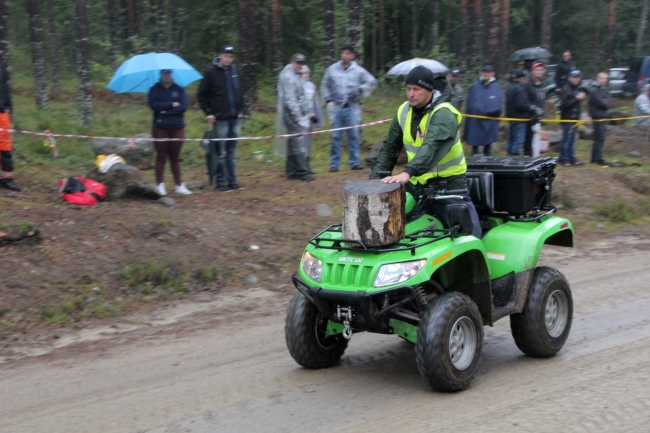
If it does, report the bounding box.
[396,101,466,185]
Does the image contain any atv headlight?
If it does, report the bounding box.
[302,251,323,282]
[373,260,426,288]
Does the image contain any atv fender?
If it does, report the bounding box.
[482,216,573,280]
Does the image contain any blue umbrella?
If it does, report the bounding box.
[107,52,202,93]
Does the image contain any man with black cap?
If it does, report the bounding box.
[447,68,464,111]
[463,65,502,156]
[321,45,377,172]
[506,70,535,155]
[198,45,244,191]
[276,53,315,181]
[559,69,586,166]
[370,66,481,239]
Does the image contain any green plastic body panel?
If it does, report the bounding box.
[482,215,574,279]
[389,318,418,343]
[299,212,573,293]
[325,320,344,336]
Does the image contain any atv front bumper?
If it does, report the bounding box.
[292,274,415,333]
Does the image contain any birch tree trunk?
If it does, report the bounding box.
[378,0,385,72]
[46,0,60,92]
[75,0,92,126]
[487,0,500,75]
[540,0,553,49]
[500,0,510,73]
[605,0,615,68]
[238,0,257,113]
[271,0,282,76]
[27,0,48,110]
[473,0,484,70]
[323,0,335,66]
[169,0,181,53]
[156,0,168,52]
[460,0,468,68]
[637,0,650,55]
[0,0,10,72]
[108,0,120,67]
[347,0,364,64]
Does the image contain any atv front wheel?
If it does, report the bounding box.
[415,292,484,392]
[510,266,573,357]
[285,292,349,369]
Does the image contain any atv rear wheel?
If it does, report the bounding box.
[285,292,349,369]
[510,266,573,357]
[415,292,484,392]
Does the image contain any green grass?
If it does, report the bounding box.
[123,258,189,294]
[596,200,644,223]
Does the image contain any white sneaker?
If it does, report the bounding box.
[157,183,167,196]
[175,183,192,195]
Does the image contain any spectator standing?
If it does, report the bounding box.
[148,70,190,195]
[447,68,464,111]
[634,84,650,127]
[276,53,315,181]
[506,70,534,156]
[524,62,548,156]
[301,65,323,174]
[555,50,576,92]
[320,45,377,172]
[0,59,19,191]
[588,71,612,167]
[559,70,586,167]
[197,45,244,192]
[463,65,502,156]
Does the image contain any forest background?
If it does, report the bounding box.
[0,0,648,128]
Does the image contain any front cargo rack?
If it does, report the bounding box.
[309,224,451,255]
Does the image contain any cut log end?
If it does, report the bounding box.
[342,180,405,247]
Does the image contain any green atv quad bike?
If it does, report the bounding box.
[285,156,573,392]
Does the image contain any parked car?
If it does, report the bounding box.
[608,67,628,97]
[623,56,650,96]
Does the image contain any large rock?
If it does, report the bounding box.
[365,142,408,166]
[86,164,161,200]
[91,133,154,169]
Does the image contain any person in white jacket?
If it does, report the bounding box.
[320,45,377,172]
[634,84,650,127]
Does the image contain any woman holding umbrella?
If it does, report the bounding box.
[148,69,191,196]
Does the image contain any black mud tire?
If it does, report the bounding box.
[285,292,349,369]
[510,266,573,358]
[415,292,484,392]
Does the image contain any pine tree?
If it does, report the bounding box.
[347,0,364,64]
[169,0,180,53]
[238,0,257,113]
[271,0,282,76]
[637,0,649,55]
[323,0,335,66]
[46,0,60,92]
[156,0,168,52]
[108,0,120,67]
[540,0,553,49]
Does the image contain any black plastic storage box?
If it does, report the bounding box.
[466,156,556,215]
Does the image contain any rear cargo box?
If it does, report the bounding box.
[466,156,556,215]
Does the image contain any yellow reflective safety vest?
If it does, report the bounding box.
[397,101,466,185]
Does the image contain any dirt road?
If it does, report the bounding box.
[1,237,650,433]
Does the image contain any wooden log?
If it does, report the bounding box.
[0,227,40,246]
[342,180,405,247]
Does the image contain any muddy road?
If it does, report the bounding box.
[1,237,650,433]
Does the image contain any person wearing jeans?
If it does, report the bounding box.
[321,45,377,172]
[560,122,578,165]
[198,45,244,191]
[505,70,534,155]
[213,118,241,189]
[588,71,612,167]
[559,70,586,166]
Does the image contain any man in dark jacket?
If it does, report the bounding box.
[555,50,576,92]
[371,67,481,238]
[0,59,18,191]
[588,71,612,167]
[197,45,244,191]
[506,70,534,155]
[560,69,586,166]
[523,62,547,156]
[463,65,502,156]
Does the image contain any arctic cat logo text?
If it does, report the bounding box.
[339,257,363,263]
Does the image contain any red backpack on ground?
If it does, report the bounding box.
[58,176,107,206]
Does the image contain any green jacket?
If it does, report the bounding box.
[370,77,467,195]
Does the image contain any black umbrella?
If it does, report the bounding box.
[507,47,553,62]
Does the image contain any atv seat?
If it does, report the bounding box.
[466,172,494,214]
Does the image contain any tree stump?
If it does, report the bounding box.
[342,180,405,247]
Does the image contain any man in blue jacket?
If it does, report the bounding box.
[198,45,244,191]
[148,70,190,195]
[463,65,502,156]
